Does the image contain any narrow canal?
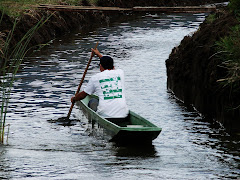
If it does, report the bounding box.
[1,13,240,179]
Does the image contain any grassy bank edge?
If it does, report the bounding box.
[214,0,240,105]
[0,0,98,17]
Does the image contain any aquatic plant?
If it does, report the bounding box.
[0,12,51,144]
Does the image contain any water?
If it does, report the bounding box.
[1,13,240,179]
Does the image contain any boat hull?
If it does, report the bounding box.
[77,95,162,144]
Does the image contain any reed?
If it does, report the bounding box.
[0,12,51,144]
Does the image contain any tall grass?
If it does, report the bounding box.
[216,25,240,94]
[0,12,51,144]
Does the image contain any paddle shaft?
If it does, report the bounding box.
[67,42,99,119]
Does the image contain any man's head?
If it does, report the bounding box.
[100,56,114,70]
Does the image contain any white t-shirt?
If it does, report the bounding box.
[84,69,129,118]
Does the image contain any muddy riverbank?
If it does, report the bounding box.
[0,10,126,50]
[166,10,240,134]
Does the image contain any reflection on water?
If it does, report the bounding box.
[114,145,157,157]
[0,13,239,179]
[47,117,79,126]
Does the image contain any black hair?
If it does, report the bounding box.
[100,56,114,69]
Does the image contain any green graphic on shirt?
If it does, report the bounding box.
[99,76,123,100]
[99,76,121,83]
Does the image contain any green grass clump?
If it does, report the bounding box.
[216,25,240,93]
[205,13,216,24]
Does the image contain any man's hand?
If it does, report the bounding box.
[71,91,88,103]
[91,48,103,59]
[71,96,76,103]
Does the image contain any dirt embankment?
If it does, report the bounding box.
[166,11,240,134]
[0,10,122,50]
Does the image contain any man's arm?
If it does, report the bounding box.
[71,91,88,103]
[91,48,103,59]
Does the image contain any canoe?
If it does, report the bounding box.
[77,95,162,145]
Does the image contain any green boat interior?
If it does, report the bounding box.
[82,95,157,128]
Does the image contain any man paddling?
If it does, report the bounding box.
[71,49,129,122]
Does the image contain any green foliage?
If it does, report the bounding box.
[206,13,216,24]
[228,0,240,14]
[216,25,240,92]
[0,13,51,144]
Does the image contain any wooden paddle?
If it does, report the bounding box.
[67,42,99,120]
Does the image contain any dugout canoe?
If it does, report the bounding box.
[77,95,162,144]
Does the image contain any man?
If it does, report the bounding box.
[71,48,129,121]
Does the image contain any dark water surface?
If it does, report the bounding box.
[1,13,240,179]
